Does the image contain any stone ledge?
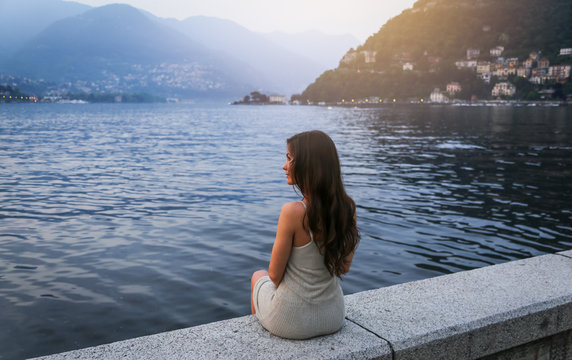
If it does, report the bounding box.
[345,250,572,360]
[33,250,572,360]
[32,312,392,360]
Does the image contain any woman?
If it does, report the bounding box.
[250,130,359,339]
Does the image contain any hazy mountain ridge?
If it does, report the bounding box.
[0,1,359,99]
[3,4,258,98]
[0,0,91,59]
[263,30,359,70]
[161,16,342,94]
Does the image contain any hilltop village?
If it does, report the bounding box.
[325,46,572,105]
[434,46,571,102]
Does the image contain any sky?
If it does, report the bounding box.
[68,0,417,42]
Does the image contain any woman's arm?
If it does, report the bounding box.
[268,202,298,286]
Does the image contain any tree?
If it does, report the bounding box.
[250,91,268,103]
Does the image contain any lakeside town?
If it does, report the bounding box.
[3,45,572,105]
[433,46,572,102]
[295,44,572,106]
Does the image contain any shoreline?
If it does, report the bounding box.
[295,99,569,108]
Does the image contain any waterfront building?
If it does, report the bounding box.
[430,88,449,103]
[269,95,286,104]
[491,82,516,97]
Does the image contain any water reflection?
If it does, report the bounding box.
[338,106,570,293]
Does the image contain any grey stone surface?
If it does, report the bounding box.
[32,316,392,360]
[33,252,572,360]
[557,249,572,258]
[345,253,572,360]
[478,330,571,360]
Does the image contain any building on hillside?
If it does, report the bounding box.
[430,88,449,103]
[538,89,556,99]
[529,76,543,85]
[538,58,550,69]
[529,52,540,61]
[476,61,491,74]
[517,67,531,78]
[549,65,571,82]
[532,67,548,77]
[559,48,572,56]
[427,56,441,72]
[491,82,516,97]
[341,51,357,64]
[506,58,519,68]
[523,58,534,69]
[446,82,462,94]
[269,95,286,104]
[403,62,414,71]
[362,51,377,63]
[455,60,478,69]
[480,72,491,83]
[490,46,504,57]
[466,48,480,60]
[341,50,376,64]
[493,66,517,79]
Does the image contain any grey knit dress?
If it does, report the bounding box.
[253,204,345,339]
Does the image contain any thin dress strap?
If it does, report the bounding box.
[299,201,314,242]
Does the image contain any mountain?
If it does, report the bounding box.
[1,2,354,98]
[0,0,91,60]
[299,0,572,102]
[263,30,360,70]
[2,4,262,98]
[161,16,329,94]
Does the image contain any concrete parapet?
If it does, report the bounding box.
[33,250,572,360]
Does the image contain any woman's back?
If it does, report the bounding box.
[254,205,345,339]
[280,206,341,304]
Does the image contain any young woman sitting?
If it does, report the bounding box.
[251,130,359,339]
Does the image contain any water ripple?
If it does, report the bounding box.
[0,103,570,359]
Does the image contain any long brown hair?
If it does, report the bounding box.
[287,130,359,277]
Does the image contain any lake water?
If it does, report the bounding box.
[1,103,571,359]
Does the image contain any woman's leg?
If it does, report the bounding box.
[250,269,268,314]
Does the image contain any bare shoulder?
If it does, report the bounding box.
[280,201,305,222]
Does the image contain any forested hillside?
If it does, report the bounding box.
[298,0,572,102]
